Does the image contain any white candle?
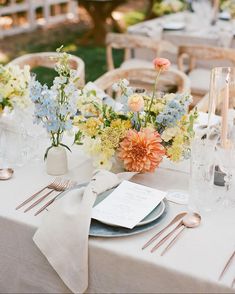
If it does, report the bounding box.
[221,70,230,148]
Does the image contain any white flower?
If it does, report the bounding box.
[163,93,176,102]
[161,126,179,142]
[83,137,101,156]
[93,155,113,170]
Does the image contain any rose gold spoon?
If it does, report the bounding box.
[160,213,201,256]
[151,212,201,253]
[0,168,14,180]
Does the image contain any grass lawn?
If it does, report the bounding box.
[0,22,124,85]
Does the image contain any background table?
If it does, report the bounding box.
[0,145,235,293]
[128,12,235,64]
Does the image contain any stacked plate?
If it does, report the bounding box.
[89,188,168,238]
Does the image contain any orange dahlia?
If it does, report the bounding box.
[118,128,165,173]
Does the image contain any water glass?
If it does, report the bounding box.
[208,67,235,207]
[189,138,217,212]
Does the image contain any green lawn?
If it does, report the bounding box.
[33,46,124,86]
[0,24,124,85]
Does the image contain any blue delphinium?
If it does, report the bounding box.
[156,93,192,127]
[30,48,80,158]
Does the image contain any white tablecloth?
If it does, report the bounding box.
[1,145,235,293]
[128,12,235,66]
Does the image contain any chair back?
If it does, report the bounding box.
[9,52,85,88]
[94,67,190,96]
[178,45,235,73]
[106,32,177,71]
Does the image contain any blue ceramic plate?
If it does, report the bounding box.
[90,189,168,238]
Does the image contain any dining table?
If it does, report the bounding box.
[127,11,235,63]
[1,134,235,293]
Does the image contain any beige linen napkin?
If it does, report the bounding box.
[33,170,135,294]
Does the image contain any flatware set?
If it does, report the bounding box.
[16,178,75,215]
[143,212,201,256]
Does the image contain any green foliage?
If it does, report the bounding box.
[123,10,146,27]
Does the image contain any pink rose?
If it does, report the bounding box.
[153,58,171,71]
[128,94,144,112]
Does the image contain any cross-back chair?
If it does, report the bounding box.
[9,52,85,88]
[94,67,190,97]
[106,32,177,71]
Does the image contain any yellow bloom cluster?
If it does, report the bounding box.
[165,114,196,162]
[0,64,31,111]
[77,117,102,137]
[80,118,131,170]
[166,133,184,162]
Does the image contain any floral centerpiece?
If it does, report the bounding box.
[30,47,80,175]
[0,64,31,113]
[221,0,235,18]
[74,58,197,173]
[152,0,186,17]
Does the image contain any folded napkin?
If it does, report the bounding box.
[33,170,136,293]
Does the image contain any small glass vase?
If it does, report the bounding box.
[46,146,68,176]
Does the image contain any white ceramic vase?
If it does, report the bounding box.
[46,146,68,176]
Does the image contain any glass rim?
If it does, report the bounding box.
[211,67,235,72]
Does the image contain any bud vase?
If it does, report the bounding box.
[46,146,68,176]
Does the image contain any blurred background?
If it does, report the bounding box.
[0,0,232,84]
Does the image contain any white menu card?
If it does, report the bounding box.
[92,180,166,229]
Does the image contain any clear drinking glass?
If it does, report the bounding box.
[189,138,217,212]
[208,67,235,207]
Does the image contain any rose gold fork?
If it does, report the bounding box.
[34,180,76,216]
[231,277,235,288]
[16,178,61,210]
[219,250,235,281]
[24,180,70,213]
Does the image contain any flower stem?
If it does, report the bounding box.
[145,69,161,126]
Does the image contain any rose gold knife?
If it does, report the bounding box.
[142,212,187,250]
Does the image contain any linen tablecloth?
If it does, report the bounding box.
[128,12,235,65]
[0,145,235,293]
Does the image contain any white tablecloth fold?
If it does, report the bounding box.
[33,170,136,294]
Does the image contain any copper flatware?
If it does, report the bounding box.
[219,250,235,281]
[151,213,201,253]
[24,180,70,213]
[34,180,76,216]
[160,213,201,256]
[231,277,235,288]
[142,212,187,250]
[0,168,14,180]
[16,178,61,210]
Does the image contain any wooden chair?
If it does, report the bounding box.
[94,67,190,96]
[106,32,177,71]
[195,85,235,114]
[178,45,235,100]
[9,52,85,88]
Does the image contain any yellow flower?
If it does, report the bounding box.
[110,119,131,131]
[166,133,184,162]
[167,144,183,162]
[78,117,101,137]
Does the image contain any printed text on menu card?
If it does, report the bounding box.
[92,180,166,229]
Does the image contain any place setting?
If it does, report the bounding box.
[1,1,235,293]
